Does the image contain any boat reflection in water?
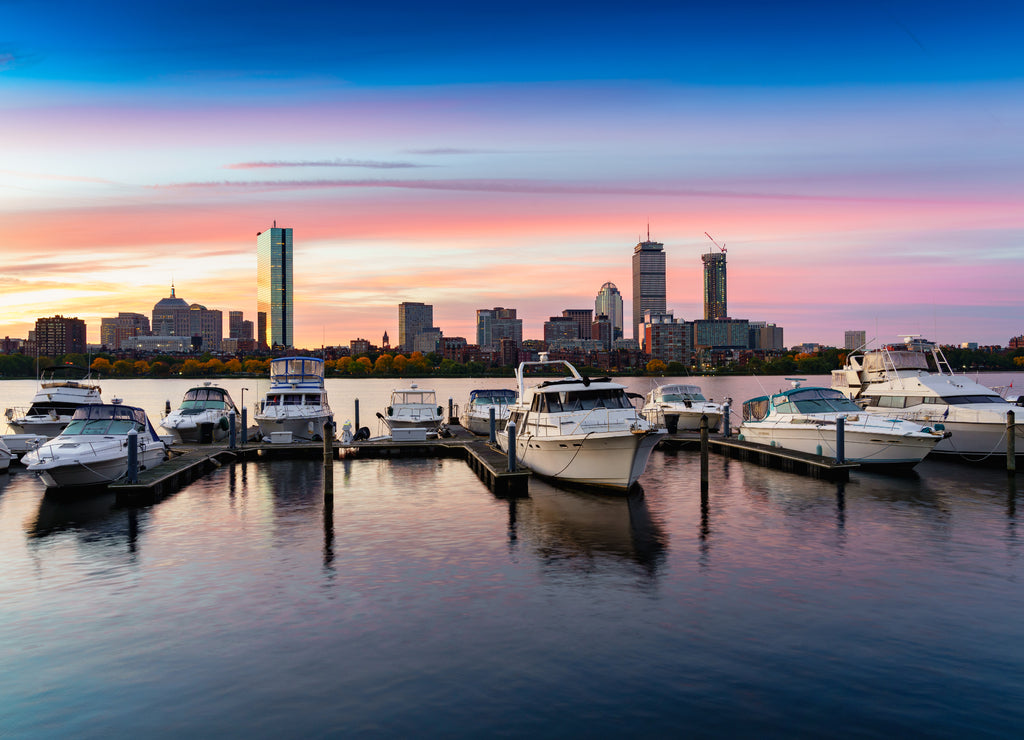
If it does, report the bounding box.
[507,481,667,577]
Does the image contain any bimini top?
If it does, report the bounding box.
[64,404,161,441]
[269,357,325,387]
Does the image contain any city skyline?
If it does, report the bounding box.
[2,2,1024,348]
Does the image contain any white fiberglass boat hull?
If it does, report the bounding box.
[255,409,332,441]
[738,419,940,467]
[461,409,509,436]
[160,412,231,444]
[643,407,723,432]
[6,416,72,438]
[24,436,166,488]
[508,428,666,490]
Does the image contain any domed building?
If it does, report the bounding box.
[152,284,191,337]
[595,282,624,340]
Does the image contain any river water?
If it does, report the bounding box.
[2,375,1023,738]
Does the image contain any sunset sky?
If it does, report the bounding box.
[2,1,1023,349]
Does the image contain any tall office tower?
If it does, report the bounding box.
[229,311,244,339]
[631,233,666,346]
[476,307,523,350]
[257,224,293,349]
[702,250,727,320]
[35,315,87,356]
[398,301,433,351]
[100,312,150,350]
[562,309,593,340]
[189,304,223,352]
[595,282,624,340]
[844,330,866,351]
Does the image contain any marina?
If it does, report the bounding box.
[2,374,1024,737]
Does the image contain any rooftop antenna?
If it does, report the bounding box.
[704,232,727,254]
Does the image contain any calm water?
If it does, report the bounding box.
[2,375,1024,738]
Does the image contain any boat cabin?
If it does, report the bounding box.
[178,387,235,414]
[63,404,159,439]
[743,387,861,421]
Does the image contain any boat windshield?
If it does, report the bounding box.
[774,388,862,414]
[64,405,149,436]
[535,388,632,412]
[264,393,321,406]
[392,390,436,405]
[471,390,516,406]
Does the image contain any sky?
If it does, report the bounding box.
[2,0,1023,350]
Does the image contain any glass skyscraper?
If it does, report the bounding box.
[702,251,727,320]
[631,237,666,346]
[257,225,293,349]
[594,282,624,340]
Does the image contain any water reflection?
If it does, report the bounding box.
[514,482,667,578]
[26,491,144,562]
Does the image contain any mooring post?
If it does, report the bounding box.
[229,411,237,450]
[354,399,360,431]
[241,407,248,446]
[1008,410,1016,475]
[489,407,497,444]
[127,428,139,484]
[836,416,846,464]
[323,420,334,498]
[700,414,709,492]
[722,402,731,438]
[448,397,454,424]
[507,421,517,473]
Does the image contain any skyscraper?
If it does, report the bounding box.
[631,233,666,346]
[702,249,727,320]
[398,302,433,351]
[476,307,522,349]
[257,224,293,349]
[594,282,624,340]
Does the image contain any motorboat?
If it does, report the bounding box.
[160,382,239,444]
[0,433,47,461]
[0,437,11,472]
[4,365,103,438]
[497,354,666,491]
[640,383,724,433]
[459,388,517,435]
[254,357,333,442]
[739,380,947,469]
[21,403,168,489]
[379,384,444,433]
[832,337,1024,462]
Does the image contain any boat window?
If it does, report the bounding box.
[772,399,798,414]
[742,398,770,421]
[283,395,304,406]
[943,395,1004,404]
[903,396,925,407]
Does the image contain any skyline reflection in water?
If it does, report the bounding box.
[1,429,1023,737]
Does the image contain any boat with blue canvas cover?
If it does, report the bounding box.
[254,357,333,442]
[459,388,517,435]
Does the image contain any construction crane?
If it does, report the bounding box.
[704,232,726,254]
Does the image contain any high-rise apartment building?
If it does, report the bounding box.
[702,250,727,320]
[35,315,87,357]
[631,234,666,346]
[595,282,624,340]
[561,309,593,341]
[844,330,867,351]
[476,307,522,349]
[189,304,223,352]
[257,224,293,348]
[100,312,150,349]
[398,302,433,352]
[643,311,690,365]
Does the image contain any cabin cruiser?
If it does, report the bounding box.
[255,357,333,442]
[832,337,1024,461]
[379,385,445,433]
[0,437,11,472]
[4,365,103,438]
[21,403,168,489]
[161,382,239,444]
[739,380,946,469]
[459,388,517,435]
[497,354,666,491]
[640,383,723,433]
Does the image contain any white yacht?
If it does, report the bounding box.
[255,357,333,442]
[21,403,168,489]
[497,355,666,491]
[4,365,103,438]
[161,382,239,444]
[0,437,11,472]
[832,337,1024,462]
[380,385,444,433]
[640,383,724,433]
[739,380,946,469]
[459,388,517,435]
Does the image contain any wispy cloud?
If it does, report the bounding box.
[403,148,506,155]
[224,159,427,170]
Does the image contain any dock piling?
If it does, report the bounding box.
[241,407,247,445]
[127,429,139,484]
[354,399,360,431]
[700,415,709,492]
[323,420,334,498]
[507,421,517,472]
[448,397,455,424]
[489,407,497,444]
[229,411,236,450]
[836,416,846,464]
[1009,410,1016,476]
[722,402,731,438]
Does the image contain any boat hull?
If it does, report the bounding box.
[738,423,939,468]
[461,412,508,436]
[6,416,71,438]
[161,413,231,444]
[255,410,333,441]
[27,443,166,489]
[506,429,666,490]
